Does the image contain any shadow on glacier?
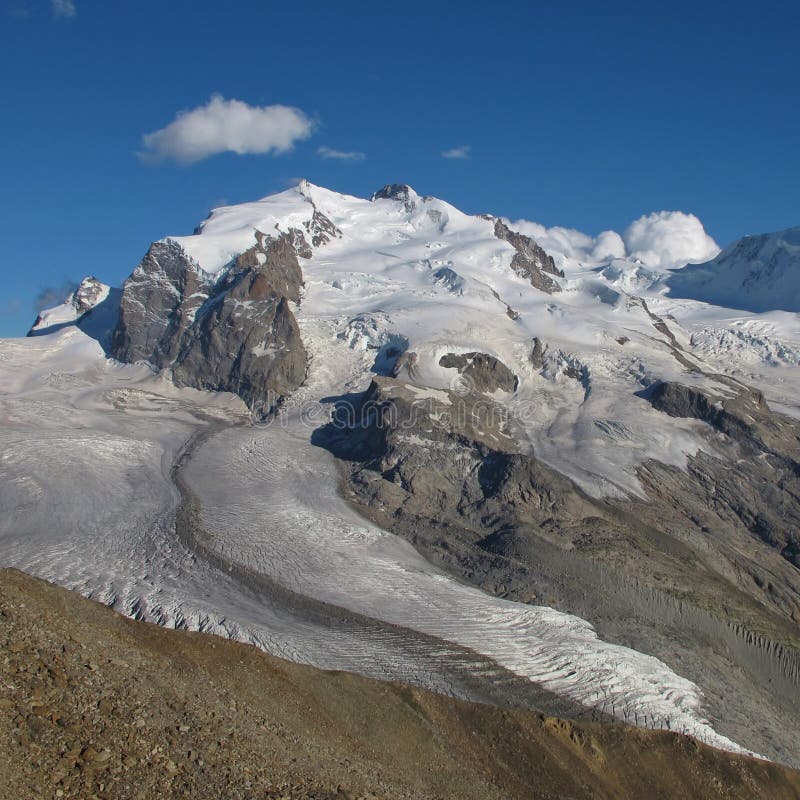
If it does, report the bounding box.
[310,389,376,461]
[664,267,797,313]
[310,337,408,457]
[27,288,122,353]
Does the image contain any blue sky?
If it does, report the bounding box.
[1,0,798,336]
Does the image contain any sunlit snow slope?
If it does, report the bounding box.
[170,181,800,497]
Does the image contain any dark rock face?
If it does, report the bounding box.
[326,376,603,543]
[111,233,307,420]
[306,208,341,247]
[71,276,106,316]
[492,219,564,294]
[648,381,769,448]
[439,352,518,393]
[644,381,800,570]
[285,228,313,259]
[285,208,342,255]
[529,337,546,369]
[371,184,417,213]
[111,239,207,366]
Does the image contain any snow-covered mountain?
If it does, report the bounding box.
[667,226,800,312]
[29,276,110,334]
[3,181,800,766]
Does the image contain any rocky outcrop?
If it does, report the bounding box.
[111,232,307,419]
[439,352,518,393]
[648,381,776,453]
[70,276,106,315]
[644,381,800,570]
[491,218,564,293]
[530,337,546,368]
[284,227,313,259]
[170,236,306,419]
[111,239,206,365]
[285,204,342,255]
[527,338,591,395]
[306,208,341,247]
[371,183,418,213]
[330,376,600,536]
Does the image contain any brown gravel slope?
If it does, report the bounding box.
[1,567,799,800]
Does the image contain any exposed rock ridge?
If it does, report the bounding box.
[306,208,342,247]
[111,238,206,365]
[283,199,342,258]
[438,352,519,393]
[490,218,564,293]
[371,183,418,212]
[648,382,772,453]
[111,232,307,419]
[644,381,800,569]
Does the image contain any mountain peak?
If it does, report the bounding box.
[28,276,110,336]
[71,276,107,316]
[667,224,800,312]
[295,178,316,198]
[370,183,418,211]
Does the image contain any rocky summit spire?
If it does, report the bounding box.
[370,183,418,212]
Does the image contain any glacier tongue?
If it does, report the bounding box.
[0,330,551,706]
[180,317,752,756]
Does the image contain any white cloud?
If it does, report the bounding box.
[623,211,720,269]
[51,0,75,18]
[317,146,365,161]
[139,95,314,164]
[442,145,470,160]
[591,230,627,262]
[508,211,717,270]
